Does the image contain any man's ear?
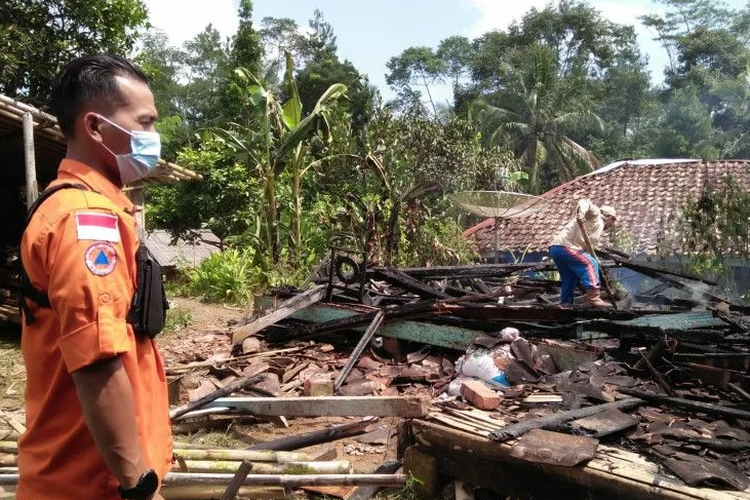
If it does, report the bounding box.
[82,112,104,143]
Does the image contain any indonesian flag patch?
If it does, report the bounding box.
[76,212,120,242]
[84,242,117,276]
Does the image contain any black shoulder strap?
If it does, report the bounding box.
[19,183,88,325]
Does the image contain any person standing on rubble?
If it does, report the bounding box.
[549,199,617,307]
[16,55,171,500]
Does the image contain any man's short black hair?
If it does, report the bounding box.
[50,54,150,137]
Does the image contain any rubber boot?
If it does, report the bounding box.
[585,288,611,308]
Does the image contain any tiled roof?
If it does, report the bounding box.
[464,160,750,256]
[144,229,221,268]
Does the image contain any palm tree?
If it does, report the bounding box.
[476,44,603,194]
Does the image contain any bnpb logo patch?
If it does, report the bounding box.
[84,242,117,276]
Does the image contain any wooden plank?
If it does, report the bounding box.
[510,429,598,466]
[411,420,750,500]
[232,285,327,344]
[205,396,429,418]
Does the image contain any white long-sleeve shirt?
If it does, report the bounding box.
[550,199,604,251]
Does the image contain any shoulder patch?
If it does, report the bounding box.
[76,212,120,242]
[84,242,118,276]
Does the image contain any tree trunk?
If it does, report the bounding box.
[525,139,539,195]
[292,164,301,268]
[385,199,401,266]
[265,172,280,264]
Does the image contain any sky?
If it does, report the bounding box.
[143,0,749,104]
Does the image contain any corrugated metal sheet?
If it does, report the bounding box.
[144,229,220,268]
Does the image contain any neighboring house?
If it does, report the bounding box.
[463,159,750,293]
[144,229,221,272]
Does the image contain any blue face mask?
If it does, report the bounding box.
[98,115,161,184]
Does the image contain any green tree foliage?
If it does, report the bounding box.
[475,44,604,194]
[668,174,750,292]
[386,47,444,115]
[147,143,261,242]
[0,0,148,105]
[641,0,750,159]
[653,86,718,159]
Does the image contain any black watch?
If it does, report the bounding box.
[118,469,159,500]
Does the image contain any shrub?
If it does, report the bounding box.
[187,248,260,304]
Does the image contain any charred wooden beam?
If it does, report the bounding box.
[618,388,750,420]
[370,268,450,299]
[249,418,375,451]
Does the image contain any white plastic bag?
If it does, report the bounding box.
[455,348,510,388]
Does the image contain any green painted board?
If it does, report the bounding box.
[289,304,483,351]
[254,296,484,350]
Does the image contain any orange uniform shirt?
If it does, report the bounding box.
[17,159,172,500]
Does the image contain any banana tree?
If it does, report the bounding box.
[212,52,348,265]
[364,154,442,265]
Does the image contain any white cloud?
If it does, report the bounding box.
[143,0,239,46]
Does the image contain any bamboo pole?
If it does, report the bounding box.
[164,473,406,487]
[173,449,312,463]
[0,455,16,468]
[23,112,38,209]
[0,443,15,454]
[162,484,286,500]
[0,473,407,487]
[180,460,352,475]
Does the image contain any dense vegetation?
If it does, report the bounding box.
[4,0,750,299]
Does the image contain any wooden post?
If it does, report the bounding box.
[131,186,145,239]
[22,112,38,209]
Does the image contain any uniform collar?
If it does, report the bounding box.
[57,159,135,213]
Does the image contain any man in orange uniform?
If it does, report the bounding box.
[17,55,171,500]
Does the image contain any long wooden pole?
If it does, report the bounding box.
[22,112,38,209]
[334,311,384,391]
[201,395,429,418]
[248,417,374,451]
[489,398,642,442]
[576,217,618,309]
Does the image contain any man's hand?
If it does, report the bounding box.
[150,492,166,500]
